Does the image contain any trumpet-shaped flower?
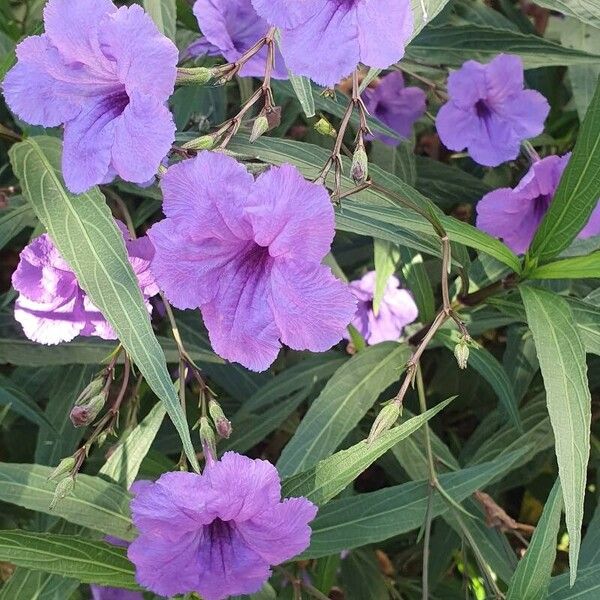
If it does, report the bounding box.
[251,0,413,87]
[436,54,549,166]
[128,452,317,599]
[148,152,355,371]
[476,154,600,253]
[12,224,157,344]
[2,0,177,193]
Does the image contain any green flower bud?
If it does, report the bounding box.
[175,67,216,86]
[367,402,400,444]
[70,394,105,428]
[351,144,368,184]
[454,336,471,370]
[182,135,215,151]
[250,115,269,143]
[48,456,76,481]
[314,117,337,138]
[199,416,217,465]
[50,476,75,510]
[75,377,104,406]
[208,400,232,439]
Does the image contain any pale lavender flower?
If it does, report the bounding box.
[128,452,317,600]
[2,0,177,193]
[436,54,549,167]
[148,152,355,372]
[12,224,158,345]
[476,154,600,254]
[250,0,413,88]
[191,0,287,79]
[363,71,426,145]
[348,271,418,345]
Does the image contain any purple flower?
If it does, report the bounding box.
[250,0,413,88]
[148,152,355,372]
[128,452,317,599]
[12,224,158,345]
[363,71,426,145]
[348,271,418,345]
[436,54,549,167]
[476,154,600,254]
[191,0,287,79]
[2,0,177,193]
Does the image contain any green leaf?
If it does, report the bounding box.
[0,567,77,600]
[407,24,600,68]
[507,479,563,600]
[301,447,527,558]
[340,550,388,600]
[227,136,521,271]
[373,240,400,315]
[281,397,454,505]
[549,564,600,598]
[534,0,600,29]
[99,401,166,488]
[436,329,522,432]
[503,325,540,403]
[288,74,315,118]
[410,0,454,38]
[0,464,133,541]
[143,0,176,40]
[277,342,411,477]
[520,286,591,584]
[0,532,138,590]
[528,252,600,279]
[0,374,55,429]
[528,79,600,263]
[0,202,36,250]
[8,136,198,471]
[400,248,436,323]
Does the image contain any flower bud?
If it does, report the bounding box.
[351,144,368,184]
[175,66,216,86]
[208,400,232,439]
[314,117,337,138]
[75,377,104,406]
[50,476,75,510]
[48,456,76,481]
[367,402,400,444]
[70,394,105,428]
[199,416,217,466]
[182,135,215,151]
[454,336,471,370]
[250,115,269,143]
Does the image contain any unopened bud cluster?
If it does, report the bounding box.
[70,375,107,427]
[48,456,76,510]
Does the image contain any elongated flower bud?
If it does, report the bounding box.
[200,417,217,466]
[351,144,368,184]
[367,402,400,444]
[50,476,75,510]
[176,67,217,86]
[209,400,232,439]
[250,115,269,143]
[182,135,215,151]
[454,336,471,370]
[48,456,76,481]
[70,394,105,427]
[75,377,104,406]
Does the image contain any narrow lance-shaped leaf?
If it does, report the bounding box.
[506,479,563,600]
[521,285,591,584]
[143,0,177,41]
[9,137,198,471]
[529,78,600,263]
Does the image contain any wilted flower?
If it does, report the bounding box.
[363,71,426,145]
[190,0,287,79]
[2,0,177,193]
[436,54,549,166]
[12,224,158,344]
[148,152,355,372]
[128,452,317,599]
[348,271,418,345]
[251,0,413,87]
[476,154,600,254]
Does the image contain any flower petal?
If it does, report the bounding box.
[446,60,487,109]
[498,89,549,139]
[436,102,477,152]
[485,54,525,104]
[111,91,175,185]
[280,3,359,87]
[467,111,520,167]
[246,164,334,262]
[579,202,600,239]
[98,4,178,100]
[269,260,356,353]
[251,0,324,28]
[356,0,412,68]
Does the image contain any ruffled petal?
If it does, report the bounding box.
[61,94,124,193]
[111,91,175,185]
[436,102,477,152]
[98,4,178,100]
[2,35,84,127]
[160,152,254,240]
[203,452,282,521]
[269,260,356,353]
[446,61,487,109]
[200,246,281,372]
[90,585,143,600]
[356,0,412,68]
[246,164,334,262]
[476,188,539,254]
[280,3,359,87]
[498,89,549,139]
[148,219,243,309]
[43,0,116,67]
[485,54,525,104]
[251,0,324,28]
[238,497,317,564]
